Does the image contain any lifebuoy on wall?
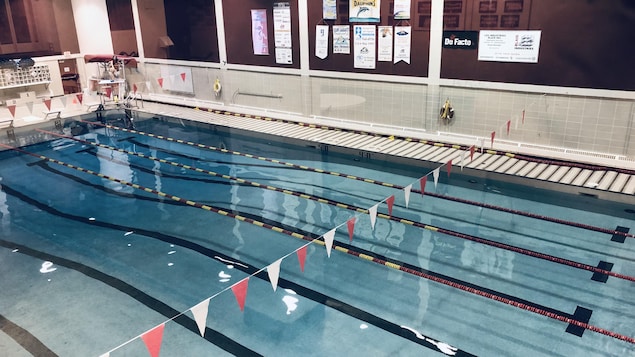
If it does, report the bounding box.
[213,78,222,97]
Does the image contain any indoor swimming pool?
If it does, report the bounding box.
[0,112,633,356]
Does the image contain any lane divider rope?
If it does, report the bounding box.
[39,129,635,284]
[80,120,634,240]
[133,106,635,176]
[3,142,634,345]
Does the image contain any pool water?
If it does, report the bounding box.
[0,114,633,356]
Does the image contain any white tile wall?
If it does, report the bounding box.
[136,63,635,159]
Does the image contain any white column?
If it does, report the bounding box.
[428,0,444,85]
[297,0,310,76]
[214,0,228,65]
[297,0,312,117]
[130,0,145,59]
[426,0,445,130]
[71,0,113,54]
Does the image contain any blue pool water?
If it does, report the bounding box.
[0,113,633,356]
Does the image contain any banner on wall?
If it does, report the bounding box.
[353,25,376,69]
[273,2,292,64]
[393,0,411,20]
[478,30,542,63]
[251,9,269,55]
[316,25,329,59]
[394,26,411,64]
[350,0,381,23]
[333,25,350,54]
[323,0,337,20]
[377,26,393,62]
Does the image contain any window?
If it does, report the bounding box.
[0,0,79,58]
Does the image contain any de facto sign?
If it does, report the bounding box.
[442,31,479,50]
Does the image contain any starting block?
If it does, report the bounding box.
[0,118,13,128]
[43,109,62,120]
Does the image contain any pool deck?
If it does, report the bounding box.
[2,98,635,204]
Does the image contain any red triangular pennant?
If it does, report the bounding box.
[506,120,511,135]
[105,87,112,98]
[297,246,307,272]
[347,217,356,242]
[180,72,186,81]
[231,278,249,312]
[490,131,496,148]
[8,105,15,118]
[157,78,164,88]
[386,195,395,216]
[133,83,138,93]
[44,98,51,110]
[141,323,165,357]
[469,145,475,161]
[419,176,427,196]
[76,93,83,104]
[447,159,452,177]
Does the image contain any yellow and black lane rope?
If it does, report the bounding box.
[137,105,635,176]
[37,129,635,284]
[3,142,634,345]
[80,120,635,240]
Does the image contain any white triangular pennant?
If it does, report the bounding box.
[26,101,33,114]
[323,229,335,257]
[146,81,152,92]
[60,95,68,108]
[369,204,378,230]
[432,168,440,188]
[404,184,412,208]
[267,259,282,292]
[191,298,210,337]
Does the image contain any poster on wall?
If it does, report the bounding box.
[333,25,350,54]
[353,25,376,69]
[478,30,541,63]
[273,2,292,64]
[377,26,393,62]
[275,48,293,64]
[323,0,337,20]
[350,0,381,23]
[316,25,329,59]
[251,9,269,55]
[393,0,411,20]
[394,26,411,64]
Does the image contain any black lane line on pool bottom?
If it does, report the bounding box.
[591,261,615,283]
[565,307,594,337]
[18,144,631,342]
[611,226,629,243]
[0,238,262,357]
[108,127,635,242]
[0,313,57,357]
[42,129,634,285]
[0,184,477,357]
[11,161,598,343]
[24,154,612,338]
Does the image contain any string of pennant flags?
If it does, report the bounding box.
[96,112,525,356]
[0,73,548,356]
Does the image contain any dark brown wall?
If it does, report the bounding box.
[440,0,635,90]
[224,0,300,68]
[307,0,430,76]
